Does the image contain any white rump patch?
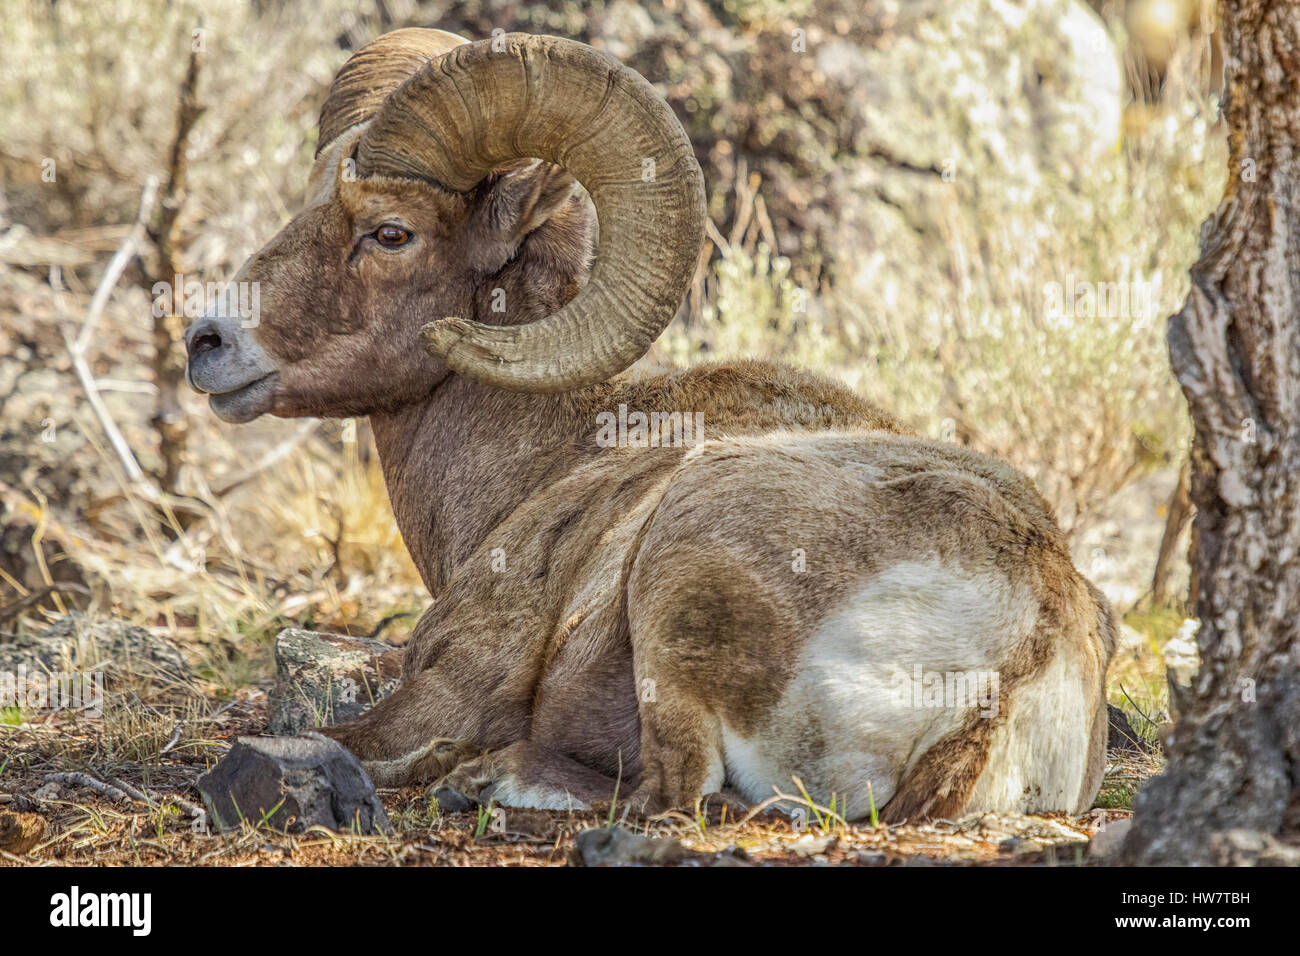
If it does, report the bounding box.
[966,647,1094,813]
[722,560,1039,819]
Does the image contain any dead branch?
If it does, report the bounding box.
[74,176,159,355]
[158,722,184,755]
[165,794,207,821]
[62,324,148,487]
[148,39,205,492]
[59,176,160,491]
[366,610,415,641]
[1151,456,1193,606]
[105,776,156,808]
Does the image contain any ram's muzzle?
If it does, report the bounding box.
[184,298,279,423]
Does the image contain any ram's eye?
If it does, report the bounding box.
[374,224,412,247]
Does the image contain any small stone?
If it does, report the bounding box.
[790,833,836,857]
[31,783,61,802]
[267,629,403,736]
[569,827,751,867]
[0,812,46,854]
[1088,818,1132,860]
[1106,705,1148,753]
[856,850,888,865]
[196,732,392,835]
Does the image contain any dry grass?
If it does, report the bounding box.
[1,690,1118,867]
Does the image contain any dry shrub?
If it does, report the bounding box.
[662,24,1223,536]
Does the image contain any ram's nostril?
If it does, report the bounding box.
[189,330,224,358]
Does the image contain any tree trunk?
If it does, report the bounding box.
[1123,0,1300,866]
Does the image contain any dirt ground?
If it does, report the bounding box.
[0,687,1148,867]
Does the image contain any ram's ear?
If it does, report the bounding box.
[465,159,578,273]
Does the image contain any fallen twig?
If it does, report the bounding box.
[105,776,156,808]
[166,795,207,821]
[158,721,184,754]
[62,326,150,488]
[43,772,133,805]
[366,610,415,641]
[57,176,162,493]
[1118,683,1161,737]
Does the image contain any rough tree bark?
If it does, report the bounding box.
[1123,0,1300,866]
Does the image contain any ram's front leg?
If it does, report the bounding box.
[432,740,620,811]
[318,598,551,785]
[357,736,483,788]
[314,671,492,787]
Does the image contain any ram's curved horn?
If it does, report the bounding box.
[356,33,707,393]
[316,28,469,154]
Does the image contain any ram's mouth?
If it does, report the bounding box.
[207,373,279,424]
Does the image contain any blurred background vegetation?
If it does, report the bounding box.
[0,0,1221,726]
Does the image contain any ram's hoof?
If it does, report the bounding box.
[429,786,474,814]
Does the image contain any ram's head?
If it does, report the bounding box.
[185,29,705,422]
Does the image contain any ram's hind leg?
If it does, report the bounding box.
[624,690,725,814]
[623,542,796,814]
[878,717,999,822]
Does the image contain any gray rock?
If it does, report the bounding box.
[570,827,752,867]
[1107,704,1151,753]
[196,732,392,835]
[267,628,403,735]
[0,614,190,685]
[1087,818,1132,861]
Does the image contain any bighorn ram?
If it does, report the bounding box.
[185,29,1115,820]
